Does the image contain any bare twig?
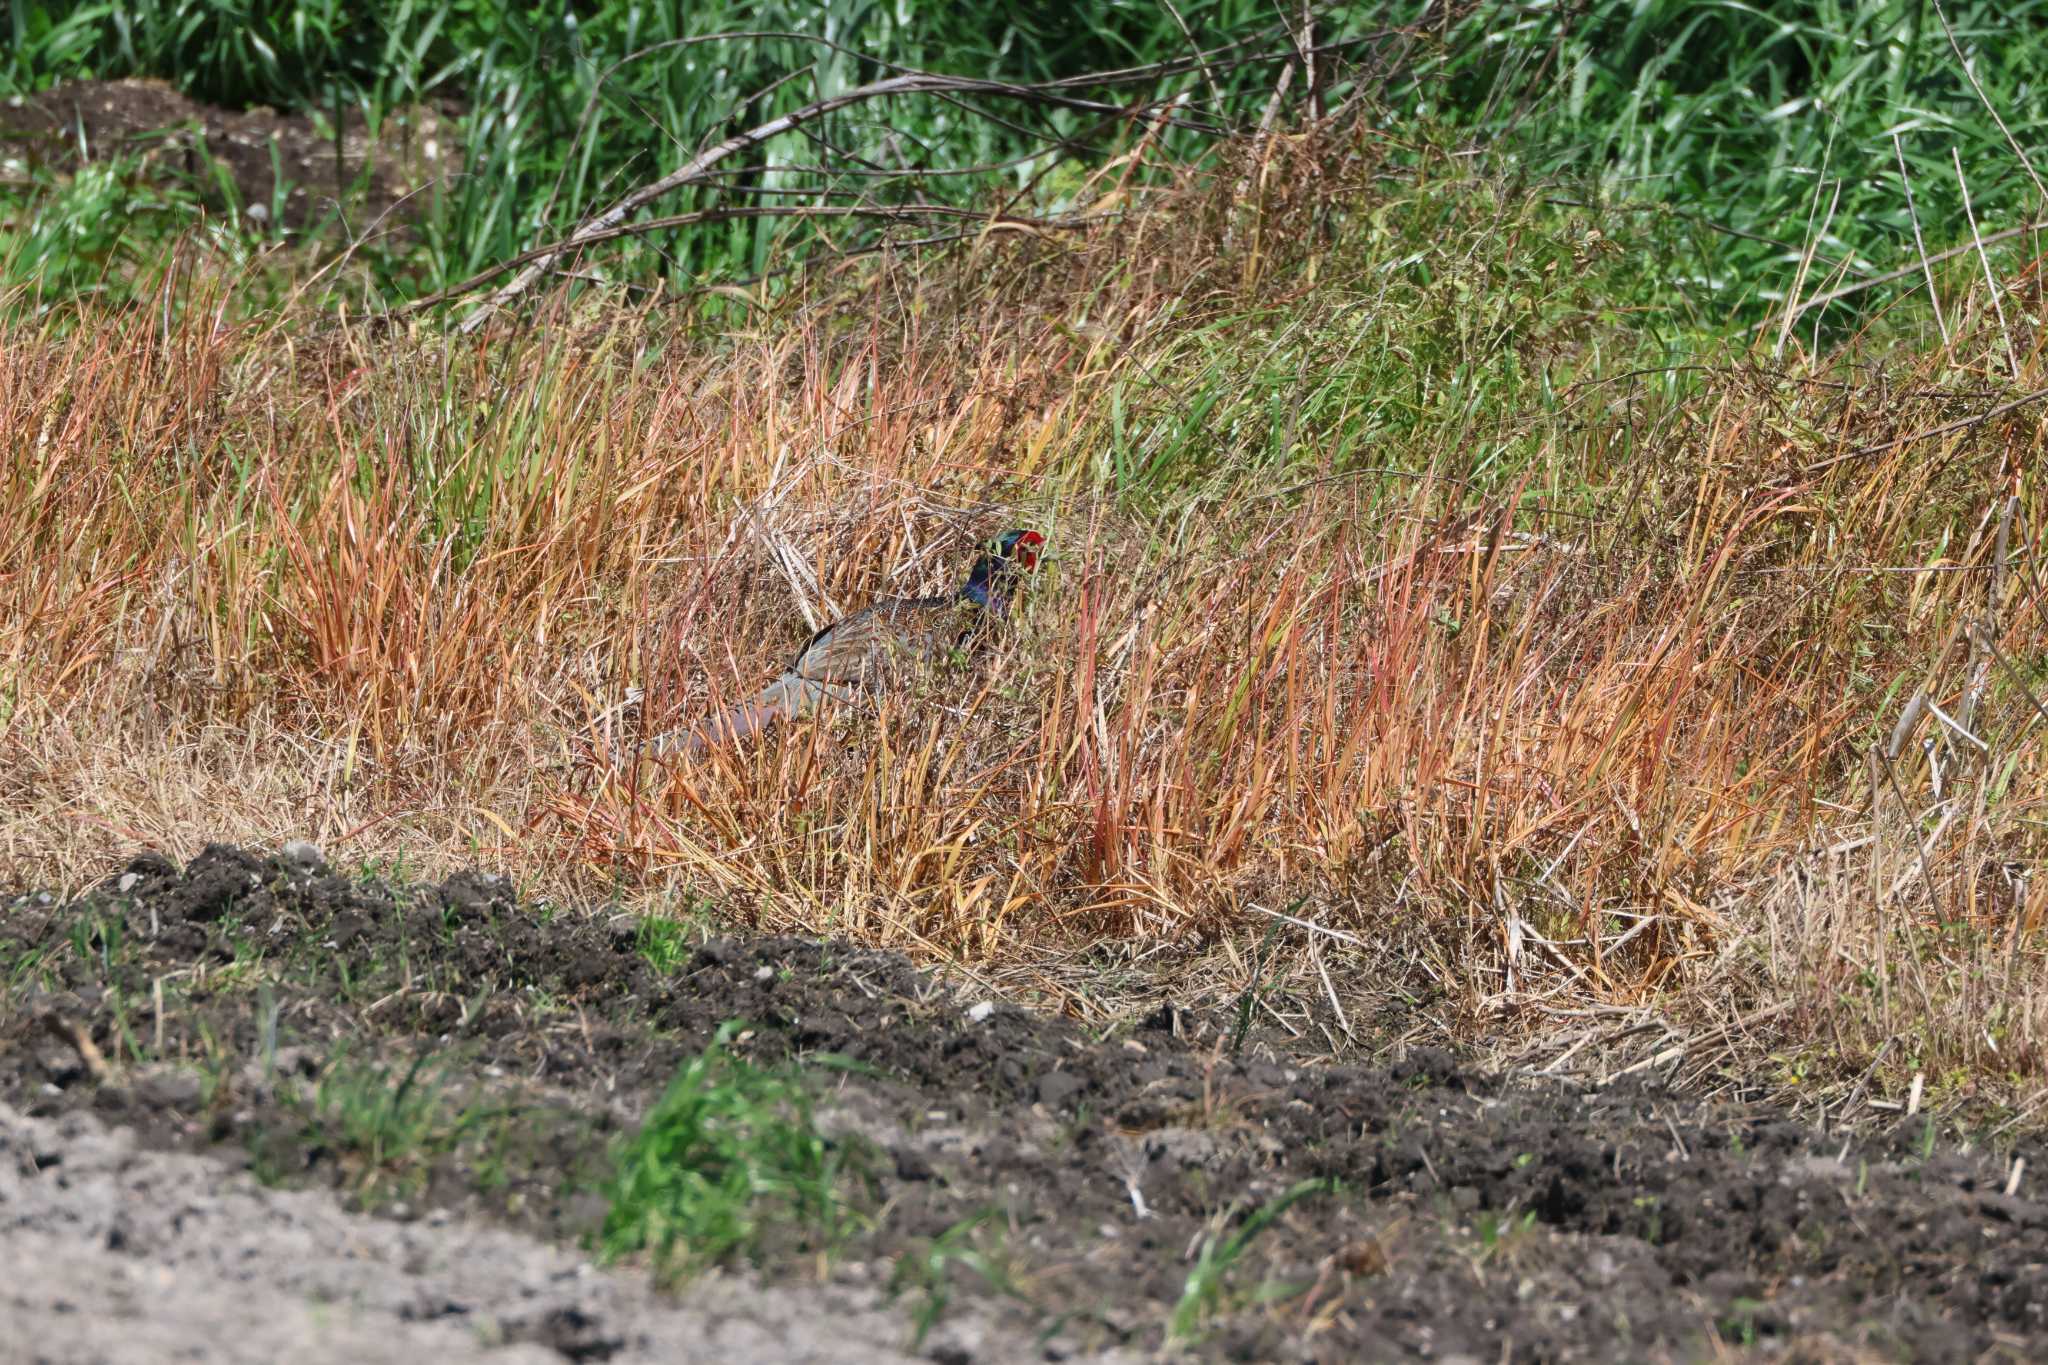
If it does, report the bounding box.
[400,203,1106,318]
[1986,634,2048,737]
[40,1008,111,1081]
[1959,495,2018,740]
[540,30,940,228]
[1244,901,1369,949]
[1877,748,1950,927]
[1160,0,1227,112]
[1888,689,1930,762]
[458,71,1223,331]
[658,214,1125,305]
[1808,385,2048,467]
[1776,176,1841,357]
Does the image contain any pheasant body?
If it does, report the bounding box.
[646,529,1043,759]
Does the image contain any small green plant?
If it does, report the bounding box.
[634,916,694,974]
[890,1209,1033,1350]
[208,935,268,990]
[1632,1195,1664,1245]
[1228,916,1288,1055]
[1720,1296,1768,1347]
[1168,1178,1332,1344]
[0,155,208,314]
[598,1021,864,1283]
[1473,1209,1540,1265]
[69,910,125,980]
[2,936,60,996]
[303,1048,488,1204]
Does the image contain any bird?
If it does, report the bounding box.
[641,528,1045,761]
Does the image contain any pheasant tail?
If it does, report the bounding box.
[643,674,851,760]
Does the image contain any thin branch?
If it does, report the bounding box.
[1955,147,2021,380]
[1161,0,1228,112]
[1775,175,1841,358]
[459,71,1221,331]
[1958,493,2016,741]
[401,204,1102,318]
[1808,385,2048,467]
[661,215,1126,304]
[687,143,1069,180]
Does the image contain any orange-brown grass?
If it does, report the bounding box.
[4,131,2045,1115]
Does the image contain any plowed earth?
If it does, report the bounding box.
[3,845,2044,1362]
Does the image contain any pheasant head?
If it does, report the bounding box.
[959,529,1045,611]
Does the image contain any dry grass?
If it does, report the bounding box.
[4,126,2045,1118]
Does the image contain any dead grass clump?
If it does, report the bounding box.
[3,122,2045,1115]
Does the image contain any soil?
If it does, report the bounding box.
[0,78,455,233]
[4,843,2047,1363]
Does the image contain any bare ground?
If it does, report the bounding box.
[1,1102,1034,1365]
[1,77,454,231]
[4,845,2046,1362]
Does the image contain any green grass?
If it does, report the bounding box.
[240,1047,507,1203]
[11,2,2046,322]
[1087,176,1698,506]
[1408,0,2048,325]
[272,1046,498,1205]
[598,1021,866,1282]
[4,0,1366,299]
[889,1209,1036,1350]
[0,153,205,310]
[634,914,696,974]
[1168,1178,1334,1343]
[249,1042,613,1211]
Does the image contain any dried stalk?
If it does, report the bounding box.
[1893,132,1951,347]
[1954,148,2021,380]
[1959,495,2017,741]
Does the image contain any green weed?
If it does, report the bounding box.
[1410,0,2048,323]
[598,1021,866,1283]
[295,1047,492,1205]
[634,915,694,975]
[4,0,1372,298]
[0,154,214,314]
[1168,1178,1332,1344]
[890,1209,1034,1350]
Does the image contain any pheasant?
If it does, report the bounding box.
[642,529,1045,760]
